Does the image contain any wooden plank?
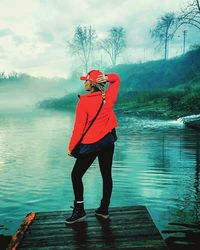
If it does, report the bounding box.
[35,206,147,218]
[25,220,154,234]
[34,211,148,222]
[22,226,160,242]
[32,207,151,224]
[31,212,151,226]
[34,210,148,222]
[19,239,167,250]
[7,212,36,250]
[11,206,168,250]
[26,222,156,237]
[30,221,152,230]
[19,243,165,250]
[21,233,162,245]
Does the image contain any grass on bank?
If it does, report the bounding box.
[116,81,200,118]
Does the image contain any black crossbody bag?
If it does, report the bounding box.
[71,99,105,158]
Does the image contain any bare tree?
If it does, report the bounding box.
[150,12,176,60]
[68,25,97,73]
[99,27,126,67]
[173,0,200,34]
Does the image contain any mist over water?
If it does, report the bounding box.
[0,78,78,112]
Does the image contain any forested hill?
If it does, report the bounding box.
[38,47,200,117]
[111,46,200,93]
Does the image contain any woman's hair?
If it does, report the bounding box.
[91,82,105,93]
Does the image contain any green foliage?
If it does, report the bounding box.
[180,88,200,113]
[116,81,200,117]
[37,93,78,111]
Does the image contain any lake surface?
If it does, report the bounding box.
[0,108,200,241]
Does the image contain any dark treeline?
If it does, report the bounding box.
[0,72,32,83]
[0,72,69,84]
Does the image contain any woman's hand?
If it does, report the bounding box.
[96,74,108,84]
[67,149,72,157]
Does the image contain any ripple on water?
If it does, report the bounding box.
[1,112,200,236]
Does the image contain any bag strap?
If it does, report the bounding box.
[77,97,105,144]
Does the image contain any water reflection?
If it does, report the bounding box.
[68,221,88,248]
[67,217,117,249]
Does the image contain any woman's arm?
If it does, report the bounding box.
[96,73,120,108]
[105,73,120,108]
[68,97,88,153]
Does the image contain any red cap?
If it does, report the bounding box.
[80,69,103,83]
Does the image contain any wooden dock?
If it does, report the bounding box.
[8,206,169,250]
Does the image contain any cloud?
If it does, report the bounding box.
[0,0,199,77]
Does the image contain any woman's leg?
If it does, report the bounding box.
[71,152,97,201]
[97,143,115,204]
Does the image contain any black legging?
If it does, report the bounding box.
[71,143,115,204]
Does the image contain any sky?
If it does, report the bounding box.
[0,0,199,78]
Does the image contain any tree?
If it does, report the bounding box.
[173,0,200,33]
[0,72,6,79]
[99,27,126,67]
[150,12,176,60]
[68,25,97,73]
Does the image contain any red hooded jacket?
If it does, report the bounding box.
[68,73,120,152]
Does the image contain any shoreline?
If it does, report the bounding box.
[115,106,186,120]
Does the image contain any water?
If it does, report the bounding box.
[0,109,200,241]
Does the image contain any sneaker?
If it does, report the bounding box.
[95,199,110,219]
[65,201,86,224]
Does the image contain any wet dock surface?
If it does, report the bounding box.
[8,206,168,250]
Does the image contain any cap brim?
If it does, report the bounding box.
[80,76,87,80]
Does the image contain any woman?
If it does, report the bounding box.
[66,69,120,224]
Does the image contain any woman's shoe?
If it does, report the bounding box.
[95,199,110,219]
[65,201,86,224]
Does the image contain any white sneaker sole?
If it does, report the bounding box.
[65,215,87,224]
[95,212,109,219]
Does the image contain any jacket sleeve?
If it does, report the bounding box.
[105,73,120,108]
[68,97,88,151]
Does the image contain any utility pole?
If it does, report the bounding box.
[143,48,146,62]
[183,30,187,54]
